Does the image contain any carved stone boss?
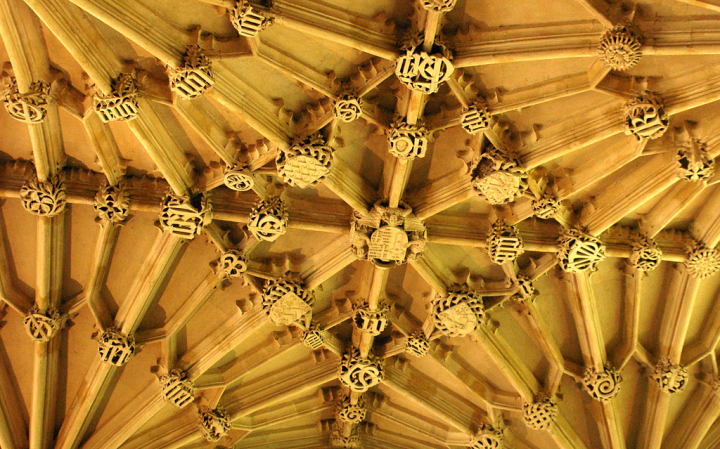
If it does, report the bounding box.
[339,348,384,393]
[94,73,139,122]
[395,42,454,94]
[4,79,50,123]
[432,287,485,337]
[20,176,67,217]
[169,45,214,99]
[262,278,315,327]
[97,328,135,366]
[276,135,334,188]
[159,192,213,239]
[248,196,288,242]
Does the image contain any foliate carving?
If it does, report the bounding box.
[94,182,130,223]
[676,138,715,181]
[684,240,720,279]
[334,92,362,122]
[523,394,557,431]
[486,219,524,264]
[276,135,334,188]
[597,25,642,71]
[223,165,255,192]
[629,233,662,271]
[229,1,273,37]
[218,249,248,278]
[262,278,315,326]
[94,73,139,122]
[169,45,214,99]
[583,366,622,401]
[159,192,213,239]
[339,348,385,393]
[557,228,606,273]
[330,423,361,448]
[387,120,429,160]
[532,197,559,219]
[421,0,457,12]
[622,94,669,140]
[461,103,491,134]
[432,287,485,337]
[470,424,504,449]
[98,328,135,366]
[337,393,366,423]
[198,406,230,442]
[302,321,325,350]
[350,201,427,267]
[514,274,535,301]
[395,42,454,94]
[23,307,62,342]
[470,148,526,204]
[248,197,288,242]
[20,176,66,216]
[405,331,429,357]
[4,79,49,123]
[159,369,195,408]
[652,359,688,393]
[353,301,389,336]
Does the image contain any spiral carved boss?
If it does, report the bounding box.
[583,366,622,401]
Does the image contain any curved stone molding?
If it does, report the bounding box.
[622,94,669,140]
[94,182,130,223]
[597,25,642,71]
[629,232,662,271]
[223,165,255,192]
[395,42,454,94]
[337,393,366,423]
[523,394,557,431]
[277,135,334,188]
[94,73,139,122]
[353,300,389,336]
[23,307,62,342]
[302,321,325,350]
[486,219,524,264]
[405,331,430,357]
[532,197,559,219]
[338,348,385,393]
[514,274,535,301]
[470,147,526,205]
[20,176,67,217]
[557,228,606,273]
[652,359,688,393]
[387,120,429,160]
[432,287,485,337]
[169,45,214,99]
[461,103,491,135]
[470,424,504,449]
[217,249,248,278]
[420,0,457,12]
[248,197,288,242]
[685,240,720,279]
[583,366,622,401]
[675,138,715,182]
[159,369,195,408]
[330,423,361,448]
[350,201,426,267]
[98,328,135,366]
[229,0,274,37]
[197,406,230,442]
[159,192,213,239]
[262,278,315,326]
[333,92,362,122]
[4,79,50,123]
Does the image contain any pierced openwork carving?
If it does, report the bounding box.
[420,0,457,12]
[532,197,559,219]
[248,197,288,242]
[20,176,66,216]
[622,94,669,140]
[334,92,362,122]
[218,249,247,278]
[98,328,135,366]
[198,406,230,442]
[387,120,429,160]
[23,307,62,342]
[353,301,389,336]
[652,359,688,393]
[302,321,325,350]
[676,138,715,181]
[597,25,642,71]
[557,228,606,273]
[330,423,361,448]
[94,182,130,223]
[337,393,366,423]
[159,192,213,239]
[523,394,557,431]
[262,278,315,327]
[486,219,524,264]
[583,366,622,401]
[223,165,255,192]
[169,45,214,99]
[4,79,49,123]
[94,73,139,122]
[159,369,195,408]
[470,424,504,449]
[276,135,334,188]
[339,348,384,393]
[406,331,429,357]
[229,0,273,37]
[350,201,426,267]
[470,147,526,205]
[395,42,454,94]
[432,287,485,337]
[461,103,491,134]
[685,240,720,279]
[629,233,662,271]
[514,274,535,301]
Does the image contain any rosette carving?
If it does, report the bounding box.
[598,25,642,71]
[94,182,130,223]
[685,240,720,279]
[20,176,66,216]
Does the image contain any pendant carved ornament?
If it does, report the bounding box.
[629,232,661,271]
[405,331,430,357]
[248,197,288,242]
[276,135,334,188]
[20,176,67,217]
[557,228,606,273]
[675,138,715,182]
[395,42,454,94]
[94,73,139,122]
[420,0,457,12]
[198,406,230,442]
[223,164,255,192]
[338,348,385,393]
[652,359,688,393]
[523,394,557,431]
[353,301,389,336]
[387,120,429,160]
[337,393,366,423]
[461,103,491,135]
[94,182,130,223]
[486,219,524,264]
[532,197,559,219]
[334,92,362,122]
[622,94,669,140]
[4,79,50,123]
[229,1,274,37]
[470,147,527,205]
[159,369,195,408]
[23,307,62,342]
[159,192,213,239]
[598,25,642,71]
[262,278,315,327]
[302,321,325,350]
[470,424,504,449]
[432,287,485,337]
[583,366,622,401]
[684,240,720,279]
[217,249,248,278]
[98,328,135,366]
[169,45,214,99]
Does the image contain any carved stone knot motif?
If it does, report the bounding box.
[470,147,526,205]
[532,197,559,219]
[432,287,485,337]
[229,1,273,37]
[486,219,524,264]
[629,232,662,271]
[387,120,429,160]
[461,103,491,134]
[277,135,334,188]
[353,301,389,336]
[159,369,195,408]
[405,331,430,357]
[557,228,606,273]
[20,176,66,217]
[523,394,557,431]
[622,94,669,140]
[262,278,315,327]
[169,45,214,99]
[223,165,255,192]
[218,249,248,278]
[302,321,325,350]
[395,42,454,94]
[4,79,50,123]
[198,406,230,442]
[334,92,362,122]
[23,307,62,342]
[597,25,642,71]
[159,192,213,239]
[94,73,139,122]
[339,348,384,393]
[652,359,688,393]
[685,241,720,279]
[470,424,504,449]
[248,197,288,242]
[583,366,622,401]
[676,138,715,182]
[337,393,366,423]
[420,0,457,12]
[98,328,135,366]
[94,182,130,223]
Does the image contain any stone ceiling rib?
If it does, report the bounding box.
[611,265,642,371]
[663,381,720,449]
[572,0,614,27]
[689,185,720,247]
[0,336,28,449]
[0,210,31,314]
[82,114,125,186]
